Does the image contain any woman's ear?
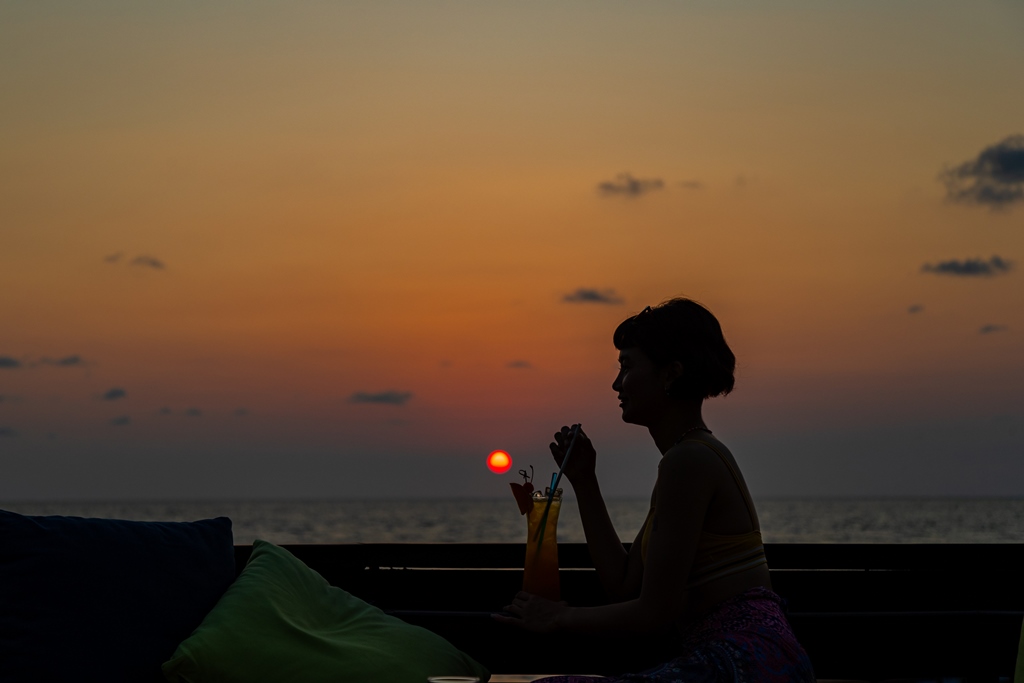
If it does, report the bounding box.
[664,360,684,391]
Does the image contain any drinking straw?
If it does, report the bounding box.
[533,423,581,547]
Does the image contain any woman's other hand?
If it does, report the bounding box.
[550,424,597,484]
[492,591,568,633]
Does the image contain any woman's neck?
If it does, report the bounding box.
[648,401,706,455]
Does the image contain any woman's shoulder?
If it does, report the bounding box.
[660,438,722,472]
[669,430,730,456]
[661,433,734,474]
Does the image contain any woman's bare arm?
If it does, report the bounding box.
[570,475,644,600]
[499,443,717,634]
[549,426,644,599]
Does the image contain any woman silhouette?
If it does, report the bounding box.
[495,298,815,682]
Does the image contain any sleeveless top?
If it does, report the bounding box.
[640,437,767,588]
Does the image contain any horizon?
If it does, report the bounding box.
[6,493,1024,504]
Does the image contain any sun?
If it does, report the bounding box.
[487,450,512,474]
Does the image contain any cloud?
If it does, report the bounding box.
[102,388,127,401]
[131,255,165,269]
[350,390,414,406]
[562,288,624,304]
[941,135,1024,208]
[678,180,704,190]
[908,305,924,314]
[158,407,172,415]
[185,408,203,417]
[109,416,131,426]
[0,357,22,369]
[979,324,1008,334]
[41,355,85,367]
[104,252,124,263]
[597,173,664,197]
[0,427,17,437]
[921,255,1013,277]
[233,408,249,417]
[507,360,533,369]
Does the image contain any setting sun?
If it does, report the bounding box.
[487,450,512,474]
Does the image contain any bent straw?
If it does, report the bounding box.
[533,423,581,548]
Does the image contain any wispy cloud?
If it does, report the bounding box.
[678,180,704,190]
[921,255,1013,277]
[41,355,85,367]
[941,135,1024,209]
[0,427,17,437]
[185,408,203,417]
[102,388,127,401]
[563,288,624,304]
[597,173,664,197]
[131,255,166,269]
[110,416,131,426]
[233,408,249,417]
[908,304,924,314]
[350,390,414,406]
[0,357,22,369]
[158,407,172,415]
[980,324,1008,334]
[104,252,124,264]
[507,360,533,369]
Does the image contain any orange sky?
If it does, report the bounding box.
[2,1,1023,499]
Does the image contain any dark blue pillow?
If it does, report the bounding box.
[0,510,235,683]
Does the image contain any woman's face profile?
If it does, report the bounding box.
[612,347,666,426]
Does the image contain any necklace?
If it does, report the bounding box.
[673,425,711,445]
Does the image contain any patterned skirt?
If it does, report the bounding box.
[531,587,815,683]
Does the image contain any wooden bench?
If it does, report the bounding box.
[233,543,1024,681]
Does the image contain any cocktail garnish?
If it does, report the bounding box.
[510,481,535,515]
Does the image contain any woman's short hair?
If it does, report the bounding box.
[612,298,735,400]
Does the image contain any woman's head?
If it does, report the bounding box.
[613,298,735,402]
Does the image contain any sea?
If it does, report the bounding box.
[4,497,1024,545]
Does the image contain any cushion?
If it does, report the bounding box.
[162,539,490,683]
[0,510,235,683]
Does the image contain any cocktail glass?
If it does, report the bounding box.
[523,487,561,601]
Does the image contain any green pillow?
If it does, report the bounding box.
[162,540,489,683]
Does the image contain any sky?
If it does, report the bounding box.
[1,0,1023,500]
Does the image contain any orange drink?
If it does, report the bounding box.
[523,487,561,601]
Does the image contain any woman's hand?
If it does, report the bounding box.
[549,424,597,484]
[492,591,568,633]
